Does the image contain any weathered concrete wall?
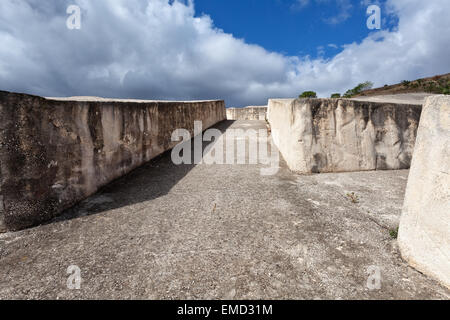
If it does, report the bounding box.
[398,95,450,289]
[0,91,226,231]
[267,98,421,174]
[227,106,267,121]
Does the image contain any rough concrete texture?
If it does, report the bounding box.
[0,120,448,299]
[227,106,267,121]
[46,96,221,103]
[0,90,225,231]
[398,95,450,289]
[268,98,421,174]
[351,93,434,105]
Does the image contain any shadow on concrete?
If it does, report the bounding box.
[52,120,235,223]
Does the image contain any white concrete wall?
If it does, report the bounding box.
[267,98,422,174]
[227,106,267,121]
[398,95,450,289]
[0,90,226,231]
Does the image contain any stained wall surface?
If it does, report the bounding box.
[0,91,226,231]
[267,98,421,173]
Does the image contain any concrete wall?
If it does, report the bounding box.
[227,106,267,121]
[398,95,450,289]
[268,98,421,174]
[0,91,226,231]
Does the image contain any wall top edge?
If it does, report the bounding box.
[268,97,424,107]
[0,90,224,104]
[227,106,267,109]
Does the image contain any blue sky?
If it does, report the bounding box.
[195,0,391,59]
[0,0,448,107]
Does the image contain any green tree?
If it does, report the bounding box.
[299,91,317,98]
[331,93,341,98]
[343,81,373,98]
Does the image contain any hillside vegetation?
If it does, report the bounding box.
[354,73,450,97]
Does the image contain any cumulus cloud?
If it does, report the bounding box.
[0,0,449,107]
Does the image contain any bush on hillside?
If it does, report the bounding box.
[401,80,411,87]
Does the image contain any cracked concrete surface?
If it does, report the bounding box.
[0,120,448,299]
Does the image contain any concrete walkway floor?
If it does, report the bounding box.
[0,120,448,299]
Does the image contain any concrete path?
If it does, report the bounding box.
[0,120,448,299]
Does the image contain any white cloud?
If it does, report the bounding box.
[293,0,354,24]
[0,0,449,106]
[291,0,310,11]
[322,0,353,25]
